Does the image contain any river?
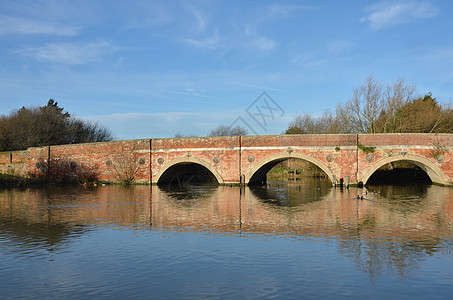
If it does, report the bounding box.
[1,180,453,299]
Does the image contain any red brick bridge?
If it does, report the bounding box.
[1,134,453,186]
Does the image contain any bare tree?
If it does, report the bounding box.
[285,111,346,134]
[336,75,384,133]
[207,125,248,136]
[375,79,417,133]
[110,152,144,185]
[174,133,197,138]
[287,75,452,134]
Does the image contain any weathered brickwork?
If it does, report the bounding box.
[1,134,452,186]
[0,150,28,175]
[151,136,241,184]
[357,134,453,185]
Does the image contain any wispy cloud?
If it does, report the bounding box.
[250,37,277,51]
[291,52,327,68]
[17,41,118,65]
[265,4,318,19]
[86,111,240,139]
[86,108,292,139]
[361,1,439,30]
[327,41,353,56]
[123,1,173,29]
[170,88,220,100]
[291,40,352,68]
[0,16,80,36]
[183,33,222,50]
[183,2,209,33]
[244,25,277,52]
[412,46,453,65]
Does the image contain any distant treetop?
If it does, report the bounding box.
[207,125,248,137]
[0,99,114,151]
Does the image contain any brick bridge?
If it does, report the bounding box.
[1,134,453,186]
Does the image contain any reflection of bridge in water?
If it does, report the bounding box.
[2,185,452,241]
[1,185,453,278]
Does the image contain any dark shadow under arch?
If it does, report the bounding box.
[157,162,219,186]
[366,162,432,185]
[361,154,450,186]
[155,156,224,186]
[246,152,333,186]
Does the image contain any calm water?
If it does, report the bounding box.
[1,180,453,299]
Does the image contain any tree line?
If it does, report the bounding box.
[0,99,113,151]
[286,75,453,134]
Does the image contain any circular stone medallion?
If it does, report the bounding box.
[248,155,255,163]
[157,157,165,165]
[365,154,374,163]
[213,156,220,164]
[326,154,334,162]
[436,154,445,163]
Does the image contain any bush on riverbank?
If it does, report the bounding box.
[0,173,48,188]
[0,169,101,188]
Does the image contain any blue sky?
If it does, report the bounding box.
[1,0,452,139]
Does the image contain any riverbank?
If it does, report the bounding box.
[0,173,102,188]
[0,173,45,188]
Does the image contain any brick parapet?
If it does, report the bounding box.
[241,134,357,147]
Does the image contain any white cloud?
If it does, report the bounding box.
[17,41,118,65]
[361,1,439,30]
[86,109,292,140]
[291,51,327,68]
[265,4,318,19]
[86,111,239,139]
[0,16,80,36]
[123,1,173,29]
[183,33,222,50]
[250,37,277,51]
[290,40,352,68]
[327,41,353,55]
[183,2,209,33]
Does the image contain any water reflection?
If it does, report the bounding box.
[250,178,332,207]
[0,182,453,282]
[159,184,217,204]
[0,186,152,254]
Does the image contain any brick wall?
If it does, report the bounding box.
[357,134,453,183]
[151,136,240,183]
[0,150,29,175]
[1,134,452,186]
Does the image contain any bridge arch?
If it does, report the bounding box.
[361,153,450,185]
[155,156,224,185]
[245,151,334,185]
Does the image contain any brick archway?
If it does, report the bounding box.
[360,153,450,185]
[155,156,224,185]
[245,151,335,185]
